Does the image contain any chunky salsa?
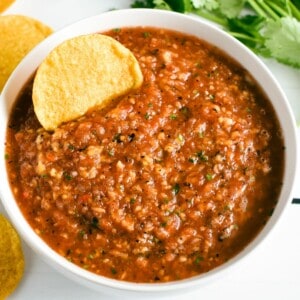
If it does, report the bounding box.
[6,27,284,282]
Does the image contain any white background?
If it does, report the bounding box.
[1,0,300,299]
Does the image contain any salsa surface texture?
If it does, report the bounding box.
[6,27,284,282]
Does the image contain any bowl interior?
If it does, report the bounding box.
[0,8,298,293]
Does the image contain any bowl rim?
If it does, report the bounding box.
[0,8,298,293]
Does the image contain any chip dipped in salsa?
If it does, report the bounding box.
[5,27,284,283]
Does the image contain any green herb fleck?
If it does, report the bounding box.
[68,144,75,151]
[163,198,169,204]
[197,151,208,162]
[63,171,73,181]
[88,253,94,260]
[113,133,122,143]
[128,133,135,142]
[91,217,99,228]
[172,183,180,195]
[205,173,213,181]
[194,256,204,265]
[78,230,85,239]
[111,267,117,275]
[161,221,167,227]
[143,31,150,38]
[179,106,191,119]
[224,205,231,211]
[170,113,177,120]
[144,112,150,120]
[4,153,9,160]
[198,131,205,138]
[108,148,115,156]
[188,157,197,164]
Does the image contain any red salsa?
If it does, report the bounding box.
[6,27,284,282]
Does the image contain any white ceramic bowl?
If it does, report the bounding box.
[0,8,298,296]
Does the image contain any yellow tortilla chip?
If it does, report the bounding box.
[0,214,24,299]
[32,33,143,131]
[0,0,15,13]
[0,15,53,92]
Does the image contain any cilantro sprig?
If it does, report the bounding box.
[131,0,300,68]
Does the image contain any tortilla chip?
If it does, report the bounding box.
[32,33,143,131]
[0,15,53,92]
[0,214,24,299]
[0,0,15,13]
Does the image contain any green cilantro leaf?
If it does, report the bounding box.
[130,0,300,69]
[293,0,300,10]
[191,0,219,11]
[219,0,246,18]
[131,0,155,8]
[262,16,300,67]
[165,0,193,12]
[153,0,173,10]
[227,15,266,50]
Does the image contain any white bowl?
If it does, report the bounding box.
[0,8,298,296]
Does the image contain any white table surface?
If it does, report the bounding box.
[1,1,300,299]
